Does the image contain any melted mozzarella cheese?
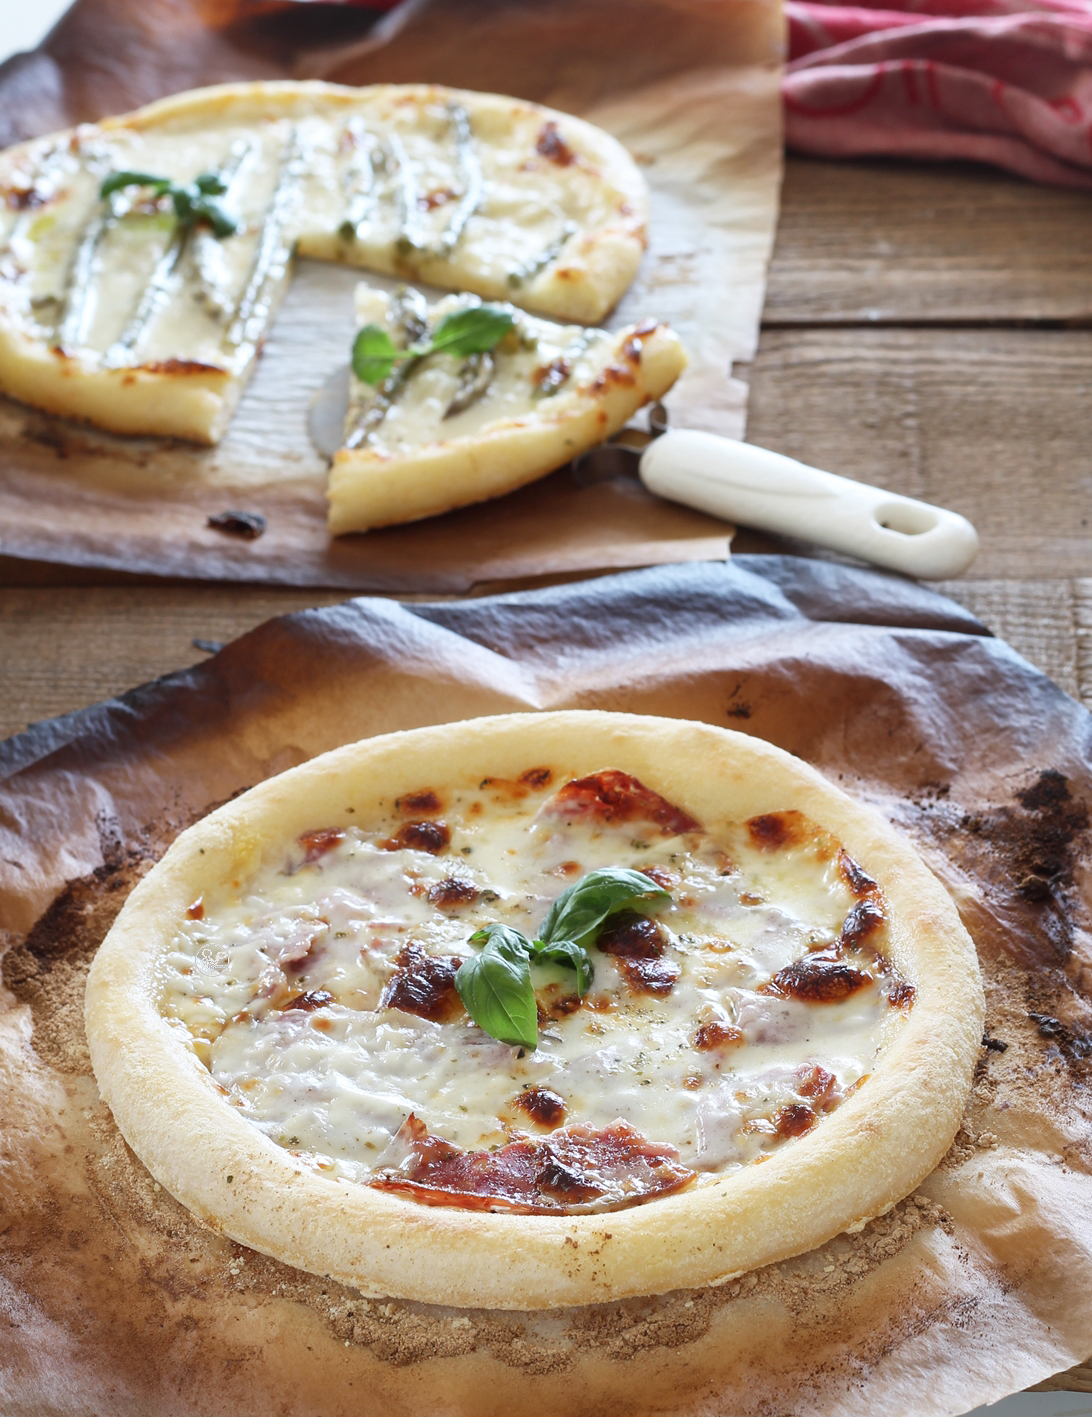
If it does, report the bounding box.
[160,777,908,1189]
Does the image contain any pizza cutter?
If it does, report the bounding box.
[573,407,979,580]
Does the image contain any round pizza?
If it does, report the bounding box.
[85,712,983,1310]
[0,81,646,444]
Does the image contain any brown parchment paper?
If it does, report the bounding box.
[1,556,1090,1417]
[0,0,783,589]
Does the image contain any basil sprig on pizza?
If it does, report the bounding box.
[85,712,983,1311]
[456,868,670,1048]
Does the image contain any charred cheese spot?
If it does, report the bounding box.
[544,769,700,836]
[297,828,346,863]
[838,849,879,898]
[762,952,873,1003]
[693,1021,744,1051]
[775,1103,816,1138]
[840,898,885,948]
[746,811,806,851]
[283,989,335,1013]
[396,789,442,816]
[515,1086,567,1128]
[380,943,463,1023]
[427,877,480,909]
[535,120,577,166]
[383,820,451,854]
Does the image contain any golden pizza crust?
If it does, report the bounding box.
[327,321,686,533]
[0,81,648,444]
[85,712,984,1311]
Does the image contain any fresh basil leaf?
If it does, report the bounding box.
[194,172,228,195]
[170,186,238,239]
[467,923,533,958]
[429,305,514,360]
[352,324,398,386]
[100,171,172,200]
[530,938,594,996]
[456,924,537,1049]
[537,867,670,950]
[188,193,238,239]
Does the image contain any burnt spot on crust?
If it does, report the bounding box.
[396,789,441,816]
[140,358,227,377]
[838,849,879,898]
[515,1087,567,1128]
[427,877,479,909]
[186,897,204,921]
[590,363,637,393]
[888,979,916,1009]
[622,323,659,363]
[545,769,701,836]
[520,766,553,789]
[380,943,463,1023]
[747,811,807,851]
[775,1103,816,1138]
[535,120,577,166]
[762,952,873,1003]
[383,820,451,855]
[371,1115,693,1214]
[283,989,335,1013]
[297,828,346,863]
[840,899,885,949]
[693,1021,743,1051]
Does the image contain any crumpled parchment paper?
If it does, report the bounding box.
[0,0,783,588]
[1,556,1089,1416]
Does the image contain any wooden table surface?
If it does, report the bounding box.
[1,151,1090,1391]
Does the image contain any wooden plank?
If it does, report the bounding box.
[935,579,1092,709]
[743,327,1092,580]
[0,586,349,741]
[765,157,1092,326]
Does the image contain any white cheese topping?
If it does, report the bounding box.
[160,774,908,1191]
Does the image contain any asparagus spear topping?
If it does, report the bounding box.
[393,103,483,263]
[223,128,302,353]
[338,118,384,243]
[507,217,578,289]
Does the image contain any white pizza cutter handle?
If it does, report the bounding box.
[639,429,978,580]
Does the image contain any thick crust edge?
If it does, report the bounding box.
[85,711,984,1311]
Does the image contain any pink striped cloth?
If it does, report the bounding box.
[784,0,1092,188]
